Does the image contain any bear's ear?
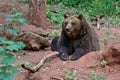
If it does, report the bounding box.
[64,13,70,18]
[78,14,84,20]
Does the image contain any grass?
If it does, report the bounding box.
[89,70,107,80]
[64,68,77,80]
[46,30,59,39]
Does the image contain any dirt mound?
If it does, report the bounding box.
[102,41,120,65]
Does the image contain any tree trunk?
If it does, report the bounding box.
[28,0,46,29]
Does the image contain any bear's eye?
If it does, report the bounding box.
[71,22,76,26]
[64,22,68,25]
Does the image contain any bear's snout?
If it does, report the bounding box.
[65,27,70,32]
[65,24,72,32]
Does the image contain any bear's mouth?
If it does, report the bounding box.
[66,29,80,37]
[66,30,72,35]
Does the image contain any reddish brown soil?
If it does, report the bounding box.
[14,27,120,80]
[1,0,120,80]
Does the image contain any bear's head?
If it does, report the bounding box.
[62,13,86,39]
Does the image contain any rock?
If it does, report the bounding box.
[102,41,120,65]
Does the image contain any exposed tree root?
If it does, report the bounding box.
[21,52,59,73]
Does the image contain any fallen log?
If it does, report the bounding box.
[14,31,50,50]
[0,24,50,50]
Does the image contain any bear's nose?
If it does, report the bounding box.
[65,26,70,32]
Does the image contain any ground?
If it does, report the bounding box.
[14,27,120,80]
[0,0,120,80]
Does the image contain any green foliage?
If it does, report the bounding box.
[90,70,106,80]
[47,0,61,4]
[0,24,19,35]
[47,0,79,7]
[92,0,115,17]
[101,60,108,66]
[46,30,59,39]
[63,0,79,7]
[19,0,31,3]
[8,28,19,35]
[0,37,25,52]
[5,12,27,26]
[76,0,117,17]
[0,37,25,80]
[46,5,64,23]
[109,16,120,25]
[64,68,77,80]
[57,24,62,29]
[5,41,25,51]
[47,0,120,24]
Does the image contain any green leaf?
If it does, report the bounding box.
[5,17,14,22]
[17,18,28,26]
[101,60,108,65]
[1,53,15,64]
[0,72,14,80]
[3,41,14,45]
[10,66,19,74]
[64,68,69,74]
[0,46,5,53]
[0,65,18,74]
[5,73,14,80]
[6,14,15,17]
[0,37,6,43]
[8,28,19,35]
[67,73,74,79]
[0,72,5,80]
[5,41,25,51]
[15,41,25,49]
[20,21,28,26]
[18,18,25,23]
[14,13,23,18]
[5,44,18,51]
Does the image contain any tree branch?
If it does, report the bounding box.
[21,51,59,73]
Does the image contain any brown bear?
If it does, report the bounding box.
[51,13,100,61]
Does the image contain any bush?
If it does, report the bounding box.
[77,0,116,17]
[47,0,120,20]
[63,0,79,7]
[5,12,27,26]
[46,5,64,23]
[0,37,25,80]
[0,24,19,35]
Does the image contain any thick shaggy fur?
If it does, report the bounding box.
[51,14,100,61]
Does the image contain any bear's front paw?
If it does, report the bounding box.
[59,53,69,61]
[71,54,81,61]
